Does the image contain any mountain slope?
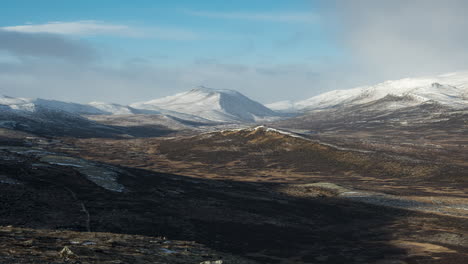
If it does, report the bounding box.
[0,96,110,115]
[130,86,281,122]
[87,102,143,115]
[1,88,282,125]
[0,96,167,116]
[268,71,468,112]
[0,105,121,137]
[0,95,177,137]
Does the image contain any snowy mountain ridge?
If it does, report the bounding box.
[0,95,107,115]
[130,86,281,123]
[0,87,282,123]
[267,71,468,112]
[3,71,468,125]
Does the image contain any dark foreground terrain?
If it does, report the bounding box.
[0,226,250,264]
[0,128,467,263]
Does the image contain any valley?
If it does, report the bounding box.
[1,128,468,263]
[1,72,468,263]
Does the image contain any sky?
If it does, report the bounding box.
[0,0,467,104]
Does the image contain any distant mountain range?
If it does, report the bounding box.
[267,71,468,113]
[270,72,468,132]
[1,86,283,123]
[0,87,283,137]
[1,71,467,136]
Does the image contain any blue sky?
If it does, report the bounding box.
[0,0,467,104]
[2,0,336,65]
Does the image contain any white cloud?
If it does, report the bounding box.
[3,21,133,36]
[2,20,199,40]
[331,0,468,81]
[185,10,318,23]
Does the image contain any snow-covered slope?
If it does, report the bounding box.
[130,86,280,123]
[265,100,296,113]
[0,95,184,137]
[0,96,108,115]
[268,71,468,112]
[1,87,281,124]
[86,102,168,115]
[0,95,217,131]
[87,102,138,115]
[0,96,163,116]
[0,95,127,137]
[0,96,36,112]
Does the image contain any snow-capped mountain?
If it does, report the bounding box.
[0,95,126,137]
[268,71,468,112]
[0,94,217,132]
[1,86,284,124]
[0,96,108,115]
[0,95,183,137]
[130,86,280,123]
[0,96,162,116]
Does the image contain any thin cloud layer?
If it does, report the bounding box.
[0,29,97,62]
[2,21,199,40]
[3,21,132,36]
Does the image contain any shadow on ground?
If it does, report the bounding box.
[0,147,467,263]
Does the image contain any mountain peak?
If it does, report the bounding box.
[192,85,214,91]
[130,87,280,122]
[189,86,241,96]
